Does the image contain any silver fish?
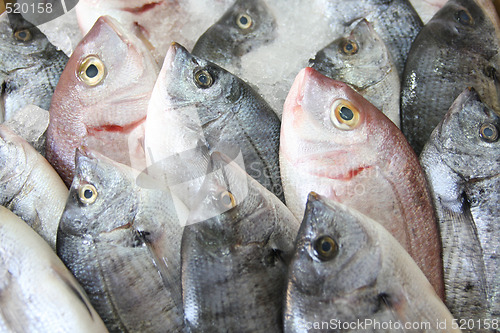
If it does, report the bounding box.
[0,125,68,250]
[0,206,108,333]
[144,42,284,204]
[57,148,187,332]
[310,19,401,127]
[401,0,500,154]
[420,87,500,327]
[181,152,299,332]
[0,12,68,121]
[284,192,460,333]
[192,0,277,69]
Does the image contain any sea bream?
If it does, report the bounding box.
[75,0,234,61]
[144,42,284,204]
[0,125,68,251]
[280,67,444,298]
[0,206,108,333]
[401,0,500,155]
[420,87,500,326]
[0,12,68,122]
[46,16,159,186]
[310,19,401,127]
[181,152,299,332]
[57,148,187,332]
[284,193,460,333]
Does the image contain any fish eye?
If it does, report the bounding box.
[479,123,499,142]
[78,184,98,205]
[218,190,237,210]
[78,56,106,86]
[456,9,474,26]
[236,13,252,29]
[313,235,338,261]
[194,69,214,88]
[14,29,32,42]
[330,99,360,130]
[341,40,358,55]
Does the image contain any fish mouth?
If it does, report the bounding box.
[122,1,164,14]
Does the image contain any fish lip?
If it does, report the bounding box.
[85,116,146,136]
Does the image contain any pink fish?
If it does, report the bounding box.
[46,16,159,186]
[280,67,444,299]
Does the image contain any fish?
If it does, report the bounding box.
[284,192,460,333]
[420,87,500,325]
[280,67,444,298]
[0,12,68,121]
[0,206,108,332]
[75,0,234,61]
[191,0,421,116]
[181,152,299,332]
[144,42,285,204]
[46,15,159,186]
[0,125,68,251]
[401,0,500,155]
[310,19,401,127]
[57,148,187,332]
[192,0,277,69]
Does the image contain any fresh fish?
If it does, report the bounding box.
[181,152,299,332]
[191,0,421,116]
[192,0,277,69]
[57,148,187,332]
[280,67,444,298]
[420,87,500,326]
[401,0,500,155]
[0,206,108,333]
[4,104,49,155]
[0,125,68,251]
[310,19,401,127]
[75,0,234,61]
[46,16,159,186]
[144,42,284,204]
[284,193,460,333]
[0,12,68,121]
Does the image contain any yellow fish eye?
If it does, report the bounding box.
[218,190,237,210]
[194,69,214,89]
[14,29,32,42]
[341,39,358,55]
[330,99,360,130]
[236,13,252,29]
[313,235,338,261]
[78,56,106,86]
[78,184,98,205]
[479,123,499,143]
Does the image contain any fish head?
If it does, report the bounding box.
[436,87,500,177]
[51,15,157,128]
[310,19,391,90]
[426,0,500,58]
[58,147,140,238]
[281,67,390,170]
[159,42,244,125]
[192,0,277,68]
[0,13,53,71]
[288,192,382,299]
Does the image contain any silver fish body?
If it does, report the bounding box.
[0,206,108,333]
[144,43,284,204]
[57,149,187,332]
[310,19,401,127]
[0,12,68,121]
[0,125,67,250]
[181,152,299,332]
[401,0,500,154]
[420,87,500,327]
[284,193,460,333]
